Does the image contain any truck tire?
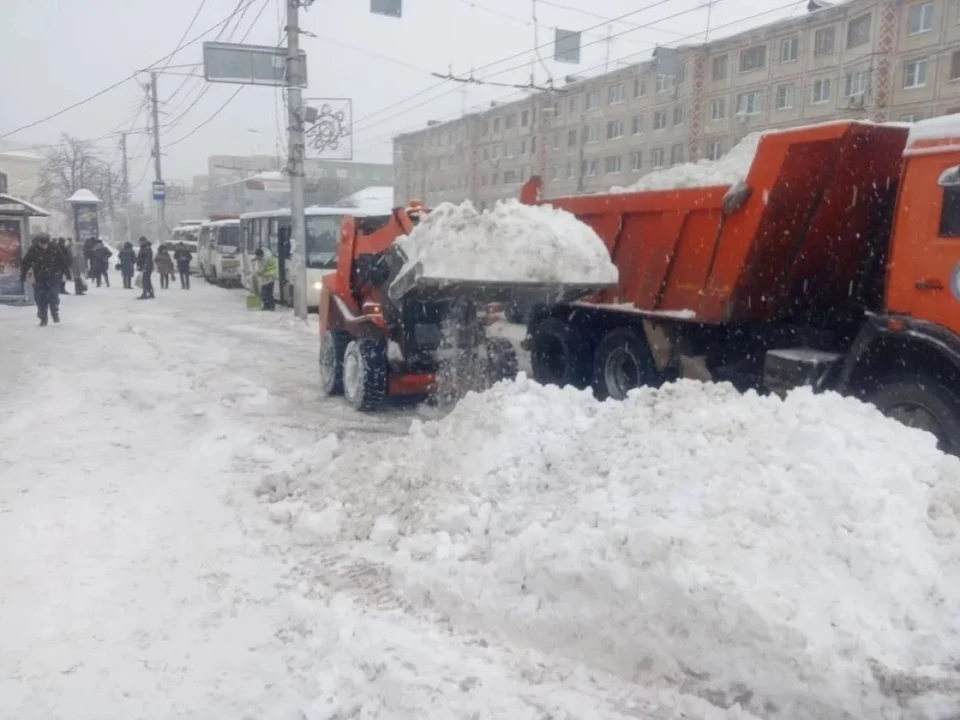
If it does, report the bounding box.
[592,326,659,401]
[529,317,592,389]
[342,338,388,411]
[866,376,960,454]
[485,337,519,384]
[319,329,351,396]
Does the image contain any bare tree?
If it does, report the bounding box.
[36,134,123,213]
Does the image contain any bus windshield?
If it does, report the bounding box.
[218,226,240,250]
[306,215,342,269]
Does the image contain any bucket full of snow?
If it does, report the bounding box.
[388,199,617,304]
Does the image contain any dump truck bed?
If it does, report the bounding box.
[521,121,909,324]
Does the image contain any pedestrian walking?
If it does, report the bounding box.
[20,233,69,326]
[254,248,278,311]
[66,238,87,296]
[83,236,99,277]
[174,242,192,289]
[117,242,136,289]
[57,237,71,294]
[91,240,113,287]
[155,244,175,289]
[136,237,155,299]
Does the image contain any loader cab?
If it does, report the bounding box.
[886,115,960,337]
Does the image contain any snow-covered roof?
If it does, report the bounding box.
[66,188,102,204]
[906,114,960,147]
[0,193,49,217]
[0,149,42,161]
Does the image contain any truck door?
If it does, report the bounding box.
[886,160,960,336]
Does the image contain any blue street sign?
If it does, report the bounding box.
[152,180,166,201]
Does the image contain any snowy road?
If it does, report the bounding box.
[0,283,728,719]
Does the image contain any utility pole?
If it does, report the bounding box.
[286,0,309,319]
[119,132,131,245]
[150,72,166,247]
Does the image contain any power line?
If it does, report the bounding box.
[159,0,210,73]
[0,0,259,140]
[165,87,246,149]
[537,0,688,38]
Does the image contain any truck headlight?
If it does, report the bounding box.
[313,281,323,290]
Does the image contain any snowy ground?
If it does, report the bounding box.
[0,281,759,719]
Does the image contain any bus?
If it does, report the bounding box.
[196,219,241,286]
[171,221,203,275]
[239,206,370,312]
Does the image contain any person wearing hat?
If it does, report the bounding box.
[135,236,155,299]
[20,233,70,325]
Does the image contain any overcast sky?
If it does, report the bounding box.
[3,0,806,201]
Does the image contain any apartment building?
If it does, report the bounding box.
[394,0,960,206]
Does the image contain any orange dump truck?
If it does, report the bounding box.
[520,117,960,451]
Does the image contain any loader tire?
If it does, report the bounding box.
[342,338,388,411]
[319,329,351,396]
[592,326,659,401]
[866,375,960,454]
[485,337,519,384]
[529,317,593,389]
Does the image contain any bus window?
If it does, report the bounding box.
[218,225,240,251]
[305,215,342,269]
[267,218,279,253]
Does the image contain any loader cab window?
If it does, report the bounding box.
[938,165,960,237]
[306,215,342,269]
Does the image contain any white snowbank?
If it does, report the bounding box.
[908,113,960,146]
[394,199,618,285]
[272,378,960,719]
[612,132,764,192]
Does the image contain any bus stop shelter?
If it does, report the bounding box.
[0,193,50,305]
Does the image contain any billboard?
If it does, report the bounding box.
[202,42,308,87]
[554,29,582,64]
[73,205,100,244]
[304,98,353,161]
[0,217,24,299]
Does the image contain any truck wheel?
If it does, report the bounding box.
[529,317,592,388]
[319,330,351,396]
[342,338,388,411]
[866,376,960,454]
[592,327,659,401]
[485,337,519,384]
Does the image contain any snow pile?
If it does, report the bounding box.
[267,378,960,719]
[393,199,617,285]
[612,132,764,192]
[907,113,960,147]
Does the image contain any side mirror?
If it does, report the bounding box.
[938,165,960,188]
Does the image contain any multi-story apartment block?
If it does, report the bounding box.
[394,0,960,206]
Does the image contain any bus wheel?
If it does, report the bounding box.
[867,376,960,454]
[319,330,351,396]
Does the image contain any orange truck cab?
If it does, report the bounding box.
[520,116,960,451]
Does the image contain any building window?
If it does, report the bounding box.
[712,55,728,81]
[493,117,501,133]
[673,104,685,125]
[504,170,517,184]
[737,90,764,116]
[812,77,833,104]
[739,45,767,73]
[630,151,642,171]
[951,51,960,81]
[653,109,668,130]
[521,109,530,127]
[605,155,622,174]
[608,84,625,104]
[568,129,578,147]
[670,144,685,166]
[569,95,579,114]
[656,74,671,93]
[606,119,624,139]
[566,162,575,178]
[844,70,869,97]
[582,159,598,177]
[584,124,599,143]
[491,172,499,185]
[909,2,933,34]
[677,63,687,85]
[710,98,726,120]
[531,136,536,153]
[781,37,798,63]
[553,131,560,149]
[904,58,929,88]
[651,147,665,168]
[900,113,923,122]
[814,27,836,55]
[634,77,647,97]
[586,90,600,109]
[706,141,724,161]
[632,115,644,134]
[776,84,796,110]
[505,114,517,129]
[847,14,871,48]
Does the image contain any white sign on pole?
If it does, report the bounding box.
[304,98,353,161]
[202,42,308,87]
[554,29,582,64]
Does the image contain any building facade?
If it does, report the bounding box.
[394,0,960,206]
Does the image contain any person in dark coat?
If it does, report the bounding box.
[83,236,99,276]
[66,238,87,295]
[117,241,136,289]
[174,242,192,289]
[155,244,175,289]
[21,233,69,326]
[56,237,72,294]
[136,237,155,299]
[91,240,113,287]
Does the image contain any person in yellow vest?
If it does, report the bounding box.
[254,248,278,311]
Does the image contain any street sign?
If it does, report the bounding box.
[371,0,402,17]
[554,29,582,64]
[202,42,308,87]
[152,181,166,202]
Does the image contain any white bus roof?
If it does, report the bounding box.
[175,220,204,227]
[200,218,240,228]
[239,205,389,221]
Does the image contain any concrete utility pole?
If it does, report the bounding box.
[150,72,166,247]
[119,132,132,245]
[286,0,309,319]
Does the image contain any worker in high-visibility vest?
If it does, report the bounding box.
[254,248,278,311]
